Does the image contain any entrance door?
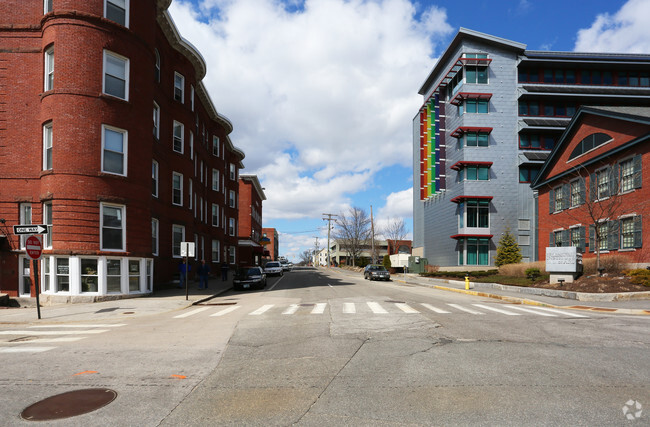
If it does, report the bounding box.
[19,257,32,296]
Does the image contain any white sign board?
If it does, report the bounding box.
[180,242,195,257]
[546,246,579,273]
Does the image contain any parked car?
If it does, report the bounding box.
[233,266,266,291]
[264,261,284,277]
[364,264,391,281]
[280,260,293,271]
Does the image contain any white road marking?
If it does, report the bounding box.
[282,304,300,315]
[0,337,84,344]
[472,304,521,316]
[267,277,283,291]
[447,304,484,315]
[0,330,109,335]
[174,307,211,318]
[0,347,56,353]
[343,303,356,314]
[506,306,557,317]
[249,304,274,315]
[311,303,327,314]
[395,303,419,313]
[210,306,240,317]
[421,303,451,314]
[527,306,589,318]
[367,302,388,314]
[28,324,126,328]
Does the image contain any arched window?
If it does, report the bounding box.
[154,49,160,83]
[568,133,612,160]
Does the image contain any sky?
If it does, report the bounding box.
[168,0,650,262]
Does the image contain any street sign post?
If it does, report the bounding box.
[13,224,48,235]
[180,242,195,300]
[24,235,43,320]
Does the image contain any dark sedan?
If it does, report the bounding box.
[233,266,267,291]
[363,264,391,281]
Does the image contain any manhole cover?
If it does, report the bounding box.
[21,388,117,421]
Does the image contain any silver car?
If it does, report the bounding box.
[264,261,284,277]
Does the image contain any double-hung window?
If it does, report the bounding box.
[153,102,160,139]
[212,169,219,191]
[154,49,161,82]
[44,47,54,91]
[152,218,159,255]
[620,158,635,192]
[229,163,236,180]
[190,85,194,111]
[103,51,129,100]
[570,179,582,207]
[172,224,184,257]
[620,217,635,249]
[152,160,159,197]
[212,240,220,263]
[174,72,184,102]
[44,0,52,13]
[101,203,125,251]
[173,121,184,153]
[105,0,129,27]
[43,202,53,249]
[212,204,219,227]
[229,218,235,236]
[596,169,610,200]
[102,125,127,176]
[213,136,220,156]
[229,190,236,208]
[172,172,183,206]
[43,122,53,170]
[20,203,32,249]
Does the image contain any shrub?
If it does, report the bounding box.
[499,261,547,278]
[582,254,630,275]
[625,269,650,287]
[525,268,541,281]
[383,255,391,269]
[425,265,440,273]
[495,228,522,267]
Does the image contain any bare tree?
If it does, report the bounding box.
[333,207,371,267]
[554,159,644,273]
[381,217,408,254]
[299,249,312,266]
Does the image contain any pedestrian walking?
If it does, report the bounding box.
[178,259,190,288]
[220,261,229,281]
[197,259,211,289]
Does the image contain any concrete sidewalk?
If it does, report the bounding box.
[0,275,233,324]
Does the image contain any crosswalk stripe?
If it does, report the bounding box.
[210,306,240,317]
[447,304,484,315]
[282,304,300,315]
[28,324,126,328]
[0,330,109,335]
[421,303,451,314]
[527,306,589,318]
[343,303,356,314]
[395,303,419,313]
[249,304,274,315]
[0,337,84,344]
[0,347,56,353]
[312,303,327,314]
[506,306,557,317]
[367,302,388,314]
[472,304,520,316]
[174,307,211,318]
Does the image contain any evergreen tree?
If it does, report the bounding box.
[495,228,522,267]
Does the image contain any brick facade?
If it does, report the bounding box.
[533,107,650,267]
[237,175,265,266]
[0,0,245,298]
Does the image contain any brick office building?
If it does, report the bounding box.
[0,0,245,299]
[261,228,278,261]
[532,106,649,266]
[237,175,266,266]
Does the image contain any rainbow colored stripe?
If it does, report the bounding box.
[419,95,443,200]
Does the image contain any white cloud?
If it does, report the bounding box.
[574,0,650,52]
[377,187,413,220]
[168,0,452,220]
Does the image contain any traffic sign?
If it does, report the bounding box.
[25,235,43,260]
[180,242,195,257]
[13,224,48,235]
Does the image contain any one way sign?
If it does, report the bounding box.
[13,224,48,235]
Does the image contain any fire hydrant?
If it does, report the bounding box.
[465,275,470,290]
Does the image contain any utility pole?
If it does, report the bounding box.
[370,205,375,264]
[322,213,337,267]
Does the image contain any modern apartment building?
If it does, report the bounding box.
[237,175,266,266]
[413,28,650,267]
[0,0,245,299]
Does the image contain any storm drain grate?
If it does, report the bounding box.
[21,388,117,421]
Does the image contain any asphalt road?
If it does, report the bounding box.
[1,267,649,426]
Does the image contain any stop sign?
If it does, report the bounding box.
[25,235,43,260]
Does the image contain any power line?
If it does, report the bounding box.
[322,213,338,267]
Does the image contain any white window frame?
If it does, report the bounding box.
[44,0,53,13]
[229,218,235,236]
[229,163,236,180]
[229,190,236,208]
[20,203,32,249]
[43,122,53,170]
[190,85,194,111]
[212,169,219,191]
[212,204,219,227]
[104,0,129,28]
[100,203,125,252]
[153,102,160,139]
[44,47,54,91]
[189,131,194,159]
[212,136,220,156]
[152,160,159,198]
[172,224,185,258]
[172,172,183,206]
[152,218,159,256]
[174,72,185,103]
[212,240,220,263]
[101,124,128,176]
[154,48,160,83]
[103,50,129,100]
[43,201,53,249]
[173,121,184,153]
[189,179,193,209]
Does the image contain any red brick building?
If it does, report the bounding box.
[0,0,245,299]
[237,175,266,266]
[261,228,279,261]
[386,240,412,255]
[532,106,650,267]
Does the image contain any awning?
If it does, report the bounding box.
[450,161,493,171]
[450,234,494,240]
[449,92,492,106]
[450,195,493,204]
[450,126,493,138]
